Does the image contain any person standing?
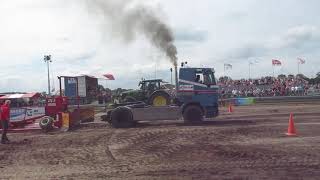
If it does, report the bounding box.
[1,100,11,144]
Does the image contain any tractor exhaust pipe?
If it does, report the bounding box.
[175,65,179,92]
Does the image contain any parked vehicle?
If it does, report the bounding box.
[115,79,172,106]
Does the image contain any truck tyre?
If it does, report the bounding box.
[183,105,204,124]
[39,116,54,132]
[111,106,134,128]
[149,91,171,106]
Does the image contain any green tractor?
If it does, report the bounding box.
[115,79,173,106]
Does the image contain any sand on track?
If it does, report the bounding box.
[1,103,320,180]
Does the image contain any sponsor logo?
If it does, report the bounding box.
[179,85,194,91]
[67,78,77,84]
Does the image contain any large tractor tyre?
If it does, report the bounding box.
[183,105,204,124]
[148,91,171,107]
[101,114,109,122]
[39,116,54,132]
[101,111,112,123]
[124,96,137,103]
[110,106,134,128]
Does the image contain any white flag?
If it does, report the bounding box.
[224,63,232,70]
[297,58,306,64]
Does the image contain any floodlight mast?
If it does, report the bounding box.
[44,55,52,96]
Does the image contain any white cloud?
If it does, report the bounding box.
[0,0,320,92]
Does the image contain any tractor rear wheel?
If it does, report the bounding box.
[110,106,134,128]
[149,91,171,106]
[183,105,204,124]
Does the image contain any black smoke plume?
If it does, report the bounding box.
[85,0,178,66]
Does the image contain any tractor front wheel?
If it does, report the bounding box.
[39,116,54,132]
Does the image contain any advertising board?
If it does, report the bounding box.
[64,77,77,97]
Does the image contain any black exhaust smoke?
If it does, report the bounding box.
[85,0,178,66]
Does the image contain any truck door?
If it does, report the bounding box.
[194,69,218,106]
[193,70,209,100]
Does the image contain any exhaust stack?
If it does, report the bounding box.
[175,65,179,92]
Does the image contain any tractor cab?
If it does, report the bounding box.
[117,79,171,106]
[139,79,163,95]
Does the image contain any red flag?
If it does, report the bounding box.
[297,58,306,64]
[103,74,115,80]
[272,59,282,66]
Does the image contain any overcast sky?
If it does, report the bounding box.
[0,0,319,92]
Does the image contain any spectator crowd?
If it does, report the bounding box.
[218,75,320,98]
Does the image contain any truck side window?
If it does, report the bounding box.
[195,73,204,83]
[203,74,209,84]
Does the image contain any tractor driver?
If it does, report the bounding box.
[147,83,156,92]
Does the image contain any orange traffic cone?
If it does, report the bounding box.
[228,104,233,113]
[286,113,297,136]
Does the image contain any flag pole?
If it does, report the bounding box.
[272,64,275,78]
[297,61,300,75]
[249,63,251,79]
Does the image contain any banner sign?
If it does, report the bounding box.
[10,108,27,122]
[233,98,256,106]
[10,107,45,122]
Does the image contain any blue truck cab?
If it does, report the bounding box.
[177,67,219,122]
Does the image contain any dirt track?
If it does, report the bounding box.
[1,103,320,180]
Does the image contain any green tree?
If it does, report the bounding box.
[278,74,286,79]
[288,74,295,79]
[219,76,232,82]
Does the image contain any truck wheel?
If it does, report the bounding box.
[183,105,203,124]
[39,116,54,132]
[149,91,171,106]
[111,107,134,128]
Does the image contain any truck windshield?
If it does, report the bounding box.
[204,72,216,85]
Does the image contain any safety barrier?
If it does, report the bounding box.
[220,96,320,106]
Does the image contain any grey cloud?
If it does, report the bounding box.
[175,29,208,43]
[225,11,248,21]
[219,26,320,63]
[218,44,267,63]
[280,26,320,52]
[55,51,97,63]
[230,45,266,60]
